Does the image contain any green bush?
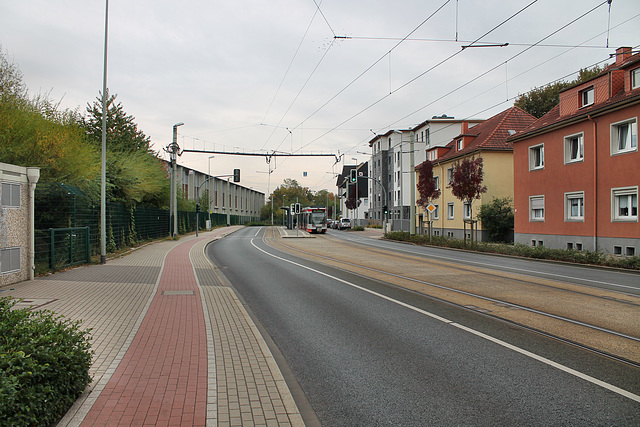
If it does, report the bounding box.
[0,297,93,426]
[350,226,365,231]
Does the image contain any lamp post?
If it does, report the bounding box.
[208,155,215,215]
[100,0,109,264]
[171,122,183,237]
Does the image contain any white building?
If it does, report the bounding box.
[368,116,483,231]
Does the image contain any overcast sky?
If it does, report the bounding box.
[1,0,638,195]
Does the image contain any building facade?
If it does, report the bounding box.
[173,163,264,222]
[1,162,40,285]
[336,163,369,225]
[367,117,482,231]
[511,47,640,255]
[417,107,536,240]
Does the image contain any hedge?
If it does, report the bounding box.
[0,297,93,426]
[384,232,640,270]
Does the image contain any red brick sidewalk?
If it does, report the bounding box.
[81,238,208,426]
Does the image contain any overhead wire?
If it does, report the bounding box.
[294,0,542,155]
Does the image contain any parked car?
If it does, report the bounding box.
[338,218,352,230]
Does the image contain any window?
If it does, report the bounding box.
[456,139,463,151]
[626,247,636,256]
[576,243,583,251]
[428,150,437,161]
[530,195,545,221]
[434,176,440,191]
[632,68,640,90]
[432,204,439,220]
[529,144,544,170]
[447,202,455,219]
[567,243,574,250]
[564,133,584,163]
[579,86,594,108]
[1,182,21,208]
[613,245,622,255]
[463,202,471,219]
[611,118,638,154]
[0,247,20,274]
[565,192,584,221]
[612,187,638,221]
[447,167,454,184]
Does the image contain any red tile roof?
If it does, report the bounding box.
[427,106,536,165]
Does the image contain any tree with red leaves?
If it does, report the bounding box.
[416,160,441,207]
[451,157,487,243]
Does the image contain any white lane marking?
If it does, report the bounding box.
[251,238,640,403]
[255,227,262,237]
[334,235,640,291]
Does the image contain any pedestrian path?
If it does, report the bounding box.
[2,227,304,426]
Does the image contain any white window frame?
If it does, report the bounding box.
[579,86,594,108]
[612,186,638,222]
[447,202,455,220]
[0,247,21,274]
[456,139,463,151]
[434,176,440,191]
[632,68,640,90]
[432,204,440,220]
[463,202,471,219]
[529,195,545,221]
[610,118,638,155]
[1,182,21,208]
[447,167,454,185]
[529,144,544,170]
[564,132,584,164]
[565,191,585,222]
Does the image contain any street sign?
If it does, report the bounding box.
[427,203,437,213]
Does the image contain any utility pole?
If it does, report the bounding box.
[410,130,416,235]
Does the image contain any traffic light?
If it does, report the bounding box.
[383,205,388,215]
[195,203,200,212]
[294,203,301,214]
[233,168,240,182]
[349,168,357,183]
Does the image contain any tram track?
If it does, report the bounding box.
[264,227,640,366]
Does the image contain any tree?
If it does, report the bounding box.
[478,197,514,243]
[80,92,168,207]
[0,45,26,100]
[416,160,441,207]
[83,93,151,153]
[515,65,605,118]
[451,157,487,244]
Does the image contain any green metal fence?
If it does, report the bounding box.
[33,183,256,273]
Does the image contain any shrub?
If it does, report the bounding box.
[0,297,93,426]
[383,233,639,270]
[350,226,365,231]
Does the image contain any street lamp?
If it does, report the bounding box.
[170,122,184,237]
[208,155,215,214]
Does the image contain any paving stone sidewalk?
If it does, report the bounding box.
[2,227,304,426]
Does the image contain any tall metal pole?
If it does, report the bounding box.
[172,123,183,237]
[410,130,416,235]
[100,0,109,264]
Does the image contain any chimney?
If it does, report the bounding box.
[615,46,632,65]
[462,121,469,133]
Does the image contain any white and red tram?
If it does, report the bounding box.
[299,206,327,233]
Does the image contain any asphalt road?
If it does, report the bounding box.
[207,227,640,426]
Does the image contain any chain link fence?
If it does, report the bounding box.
[34,183,252,273]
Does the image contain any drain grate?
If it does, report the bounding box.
[163,290,194,296]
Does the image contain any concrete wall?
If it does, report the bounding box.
[0,162,38,286]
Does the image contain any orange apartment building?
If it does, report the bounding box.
[417,106,536,241]
[511,47,640,255]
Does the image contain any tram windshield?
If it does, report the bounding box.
[310,211,326,225]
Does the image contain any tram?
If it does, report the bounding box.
[299,206,328,233]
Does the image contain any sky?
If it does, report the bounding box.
[1,0,638,196]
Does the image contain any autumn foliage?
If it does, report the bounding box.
[416,160,440,207]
